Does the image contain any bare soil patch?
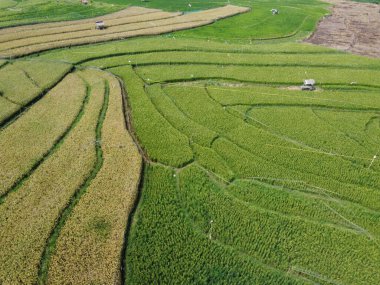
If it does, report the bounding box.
[306,0,380,58]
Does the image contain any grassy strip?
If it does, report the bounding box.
[106,60,380,71]
[0,96,19,124]
[36,37,339,64]
[152,76,380,91]
[229,103,380,112]
[0,79,89,204]
[121,163,146,285]
[0,65,74,129]
[117,73,148,284]
[37,79,109,284]
[77,49,347,67]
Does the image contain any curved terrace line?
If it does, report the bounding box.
[143,76,380,91]
[102,61,380,72]
[0,5,251,58]
[0,13,181,45]
[0,10,163,42]
[157,84,380,201]
[0,66,74,129]
[37,78,109,285]
[0,19,211,54]
[0,75,89,204]
[76,49,344,66]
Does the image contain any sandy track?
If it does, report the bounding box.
[0,5,250,58]
[306,0,380,58]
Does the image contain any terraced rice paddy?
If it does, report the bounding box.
[26,36,380,284]
[306,0,380,57]
[1,0,380,284]
[0,60,72,126]
[0,64,142,284]
[0,5,250,58]
[0,0,124,28]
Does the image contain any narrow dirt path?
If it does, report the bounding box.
[306,0,380,58]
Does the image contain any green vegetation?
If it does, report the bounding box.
[91,38,379,283]
[110,66,193,167]
[6,27,380,284]
[0,60,72,125]
[1,0,380,284]
[353,0,379,3]
[125,165,308,284]
[175,0,329,42]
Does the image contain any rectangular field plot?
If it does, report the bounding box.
[0,5,250,58]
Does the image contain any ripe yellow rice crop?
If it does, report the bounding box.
[0,73,85,196]
[0,97,19,123]
[0,64,40,104]
[0,69,104,284]
[0,5,249,58]
[10,60,72,90]
[0,12,182,51]
[0,6,160,35]
[47,71,142,285]
[0,11,180,44]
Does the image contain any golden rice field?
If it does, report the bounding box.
[0,5,250,58]
[0,66,142,284]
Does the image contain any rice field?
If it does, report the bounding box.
[0,60,72,126]
[1,0,380,284]
[0,5,250,58]
[76,38,380,284]
[46,72,142,285]
[0,0,125,28]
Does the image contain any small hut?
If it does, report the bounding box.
[271,9,279,15]
[95,21,105,30]
[301,79,316,91]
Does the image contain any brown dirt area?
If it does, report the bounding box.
[306,0,380,58]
